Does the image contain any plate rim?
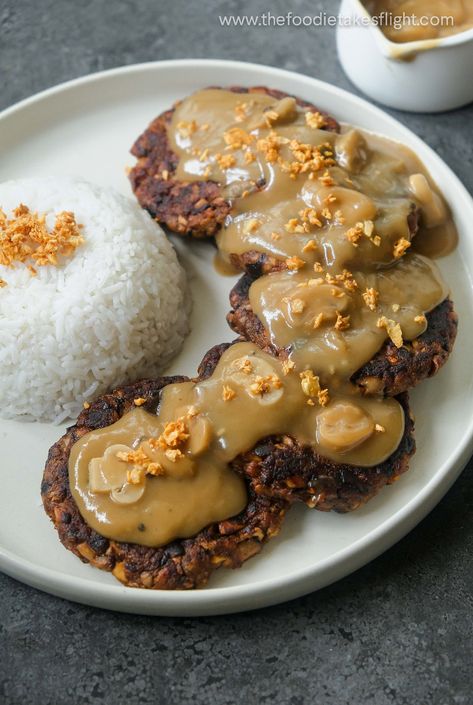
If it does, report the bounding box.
[1,58,472,616]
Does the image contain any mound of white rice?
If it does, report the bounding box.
[0,177,190,423]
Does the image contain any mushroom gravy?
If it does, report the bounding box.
[365,0,473,43]
[70,89,456,547]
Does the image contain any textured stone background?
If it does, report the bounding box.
[0,1,471,704]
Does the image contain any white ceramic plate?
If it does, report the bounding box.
[0,60,472,617]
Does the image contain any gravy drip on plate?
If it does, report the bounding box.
[71,89,456,547]
[365,0,473,43]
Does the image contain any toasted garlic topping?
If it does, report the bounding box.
[345,222,364,247]
[250,374,283,397]
[362,287,379,311]
[222,385,237,401]
[300,369,320,397]
[377,316,403,348]
[243,218,262,235]
[305,111,327,129]
[237,357,253,374]
[285,218,306,234]
[302,239,318,253]
[223,127,253,149]
[229,355,284,406]
[176,120,198,137]
[215,153,236,170]
[334,313,351,331]
[234,101,250,122]
[393,238,411,259]
[345,220,380,248]
[282,359,296,375]
[300,370,330,406]
[116,447,164,478]
[0,205,84,278]
[299,208,322,228]
[319,170,335,186]
[127,467,145,485]
[290,298,306,314]
[286,256,305,271]
[165,448,184,463]
[159,418,190,448]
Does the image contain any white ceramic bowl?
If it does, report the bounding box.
[337,0,473,112]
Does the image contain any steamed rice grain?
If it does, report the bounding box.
[0,177,190,423]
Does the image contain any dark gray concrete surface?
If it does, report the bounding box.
[0,1,471,703]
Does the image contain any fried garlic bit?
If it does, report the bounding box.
[393,238,411,259]
[223,127,253,150]
[249,374,283,397]
[119,415,196,479]
[222,385,237,401]
[242,218,261,235]
[289,298,306,314]
[234,101,250,122]
[237,357,253,374]
[282,358,296,376]
[300,207,323,228]
[305,111,327,129]
[334,313,351,331]
[302,239,318,253]
[345,220,381,248]
[285,218,305,234]
[286,256,305,271]
[156,418,190,449]
[133,416,191,472]
[300,370,330,407]
[116,447,164,482]
[377,316,404,348]
[324,269,358,293]
[319,170,335,187]
[0,205,84,278]
[256,131,335,179]
[215,153,236,170]
[176,120,198,137]
[362,287,379,311]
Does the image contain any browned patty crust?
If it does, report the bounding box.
[41,376,287,590]
[227,273,458,397]
[197,343,416,512]
[42,340,417,589]
[129,86,340,239]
